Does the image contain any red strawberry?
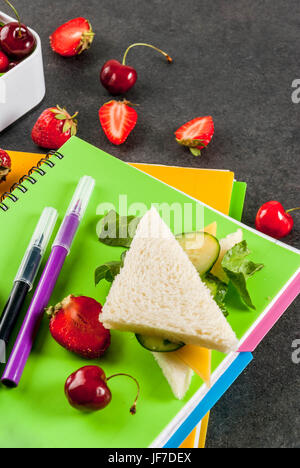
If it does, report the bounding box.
[99,100,138,145]
[31,105,78,149]
[175,116,214,156]
[0,149,12,183]
[47,295,111,359]
[50,18,94,57]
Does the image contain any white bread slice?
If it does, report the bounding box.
[211,229,243,283]
[102,207,238,353]
[152,223,215,400]
[152,352,193,400]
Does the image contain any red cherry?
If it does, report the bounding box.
[0,22,36,59]
[7,60,20,70]
[0,50,9,72]
[65,366,140,414]
[100,59,137,96]
[0,2,36,59]
[100,43,172,95]
[65,366,111,412]
[255,201,299,239]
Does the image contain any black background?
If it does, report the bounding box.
[0,0,299,448]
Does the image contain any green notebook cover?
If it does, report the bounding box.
[0,137,299,448]
[229,181,247,222]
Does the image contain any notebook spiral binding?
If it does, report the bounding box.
[0,150,64,212]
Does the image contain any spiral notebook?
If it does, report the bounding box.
[1,151,247,448]
[0,137,299,448]
[0,151,247,449]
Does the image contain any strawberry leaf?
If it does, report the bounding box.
[176,138,207,148]
[55,114,67,120]
[71,124,77,136]
[63,121,71,133]
[190,147,202,156]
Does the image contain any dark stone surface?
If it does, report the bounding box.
[0,0,299,448]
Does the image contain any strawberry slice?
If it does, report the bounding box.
[50,18,94,57]
[99,100,138,145]
[47,295,111,359]
[175,116,214,156]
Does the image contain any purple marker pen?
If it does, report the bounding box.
[1,176,95,387]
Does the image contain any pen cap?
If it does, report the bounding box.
[52,176,95,252]
[66,176,95,220]
[14,207,58,288]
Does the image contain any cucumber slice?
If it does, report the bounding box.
[136,334,185,352]
[202,273,229,317]
[176,231,220,275]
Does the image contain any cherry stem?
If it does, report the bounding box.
[286,207,300,213]
[122,43,173,66]
[107,373,140,415]
[4,0,22,37]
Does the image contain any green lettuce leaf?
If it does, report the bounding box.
[95,252,127,285]
[221,241,264,309]
[98,210,141,248]
[202,273,229,317]
[95,261,122,285]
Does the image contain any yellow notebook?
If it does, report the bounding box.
[1,151,235,449]
[130,163,234,214]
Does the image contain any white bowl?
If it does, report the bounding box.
[0,12,45,132]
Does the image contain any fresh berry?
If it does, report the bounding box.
[50,18,94,57]
[0,1,36,59]
[175,116,215,156]
[100,43,172,95]
[255,201,299,239]
[0,149,11,183]
[0,51,9,72]
[47,295,111,359]
[99,100,138,145]
[65,366,140,414]
[7,60,19,70]
[31,105,78,149]
[100,60,138,96]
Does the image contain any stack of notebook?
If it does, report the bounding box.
[0,138,298,449]
[0,148,247,448]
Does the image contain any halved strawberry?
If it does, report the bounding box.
[47,295,111,359]
[99,100,138,145]
[50,18,94,57]
[175,116,214,156]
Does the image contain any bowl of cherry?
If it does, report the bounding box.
[0,1,45,132]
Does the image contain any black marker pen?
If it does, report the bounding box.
[0,207,57,346]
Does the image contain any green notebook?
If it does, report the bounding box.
[0,137,299,448]
[229,181,247,222]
